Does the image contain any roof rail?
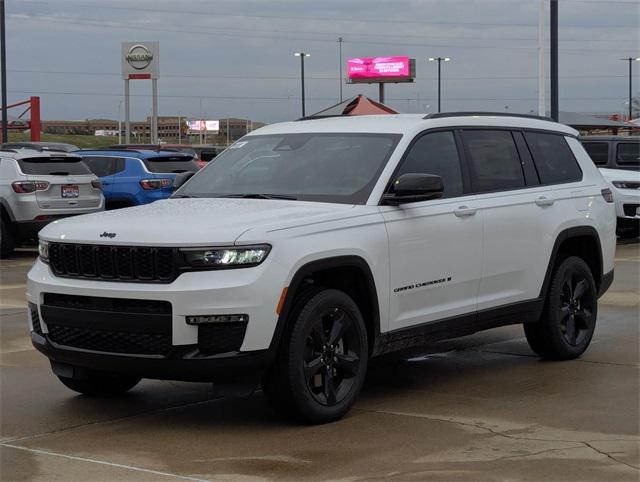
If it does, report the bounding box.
[0,148,18,153]
[424,112,553,121]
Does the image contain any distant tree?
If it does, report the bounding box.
[632,95,640,119]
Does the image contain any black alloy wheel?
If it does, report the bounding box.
[303,306,363,406]
[558,273,595,347]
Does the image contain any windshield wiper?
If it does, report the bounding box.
[218,193,298,200]
[171,194,200,199]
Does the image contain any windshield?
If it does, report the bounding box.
[175,133,401,204]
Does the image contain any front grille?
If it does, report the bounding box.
[41,293,173,356]
[198,322,248,355]
[623,204,640,217]
[49,243,177,283]
[47,324,172,355]
[29,303,43,336]
[43,293,171,315]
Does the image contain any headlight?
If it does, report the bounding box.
[612,181,640,190]
[181,245,270,268]
[38,240,49,263]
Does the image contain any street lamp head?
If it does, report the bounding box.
[294,52,310,57]
[444,57,451,62]
[428,57,436,62]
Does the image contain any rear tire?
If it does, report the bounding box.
[524,256,597,360]
[57,372,141,397]
[262,288,368,424]
[0,217,15,259]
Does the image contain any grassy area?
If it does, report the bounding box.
[5,132,117,149]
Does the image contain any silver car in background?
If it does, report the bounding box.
[0,149,104,258]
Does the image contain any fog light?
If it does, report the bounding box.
[186,314,248,325]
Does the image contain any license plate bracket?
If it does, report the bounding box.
[61,185,79,198]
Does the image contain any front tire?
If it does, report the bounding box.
[263,289,368,424]
[524,256,597,360]
[57,372,141,397]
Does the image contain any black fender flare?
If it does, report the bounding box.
[538,226,603,299]
[268,255,381,356]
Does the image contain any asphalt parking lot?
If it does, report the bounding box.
[1,243,638,482]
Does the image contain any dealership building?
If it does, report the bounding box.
[41,117,266,144]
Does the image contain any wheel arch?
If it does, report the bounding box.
[270,255,381,357]
[539,226,604,299]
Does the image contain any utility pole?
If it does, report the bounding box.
[294,52,310,117]
[338,37,343,102]
[621,58,640,120]
[550,0,559,121]
[538,0,546,116]
[1,0,9,142]
[428,57,450,113]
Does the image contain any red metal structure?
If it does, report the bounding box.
[0,96,40,142]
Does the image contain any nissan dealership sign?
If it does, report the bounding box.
[122,41,159,79]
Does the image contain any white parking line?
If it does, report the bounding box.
[1,443,213,482]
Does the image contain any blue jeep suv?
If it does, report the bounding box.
[76,149,199,209]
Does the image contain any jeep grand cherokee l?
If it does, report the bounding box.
[27,113,615,424]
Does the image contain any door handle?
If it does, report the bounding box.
[535,196,555,207]
[454,206,477,217]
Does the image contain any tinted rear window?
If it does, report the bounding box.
[524,132,582,184]
[17,157,92,175]
[462,130,526,193]
[142,156,199,173]
[617,143,640,165]
[582,142,609,165]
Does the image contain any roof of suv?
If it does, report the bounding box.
[75,149,193,159]
[252,113,579,137]
[0,148,83,160]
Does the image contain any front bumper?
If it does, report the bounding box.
[26,257,288,379]
[31,332,273,382]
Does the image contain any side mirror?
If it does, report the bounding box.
[173,171,195,190]
[382,173,444,205]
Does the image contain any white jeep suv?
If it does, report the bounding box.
[27,113,616,423]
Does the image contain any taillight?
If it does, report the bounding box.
[139,178,172,190]
[11,181,49,193]
[91,180,102,190]
[601,188,614,203]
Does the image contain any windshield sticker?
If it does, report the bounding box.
[229,141,248,149]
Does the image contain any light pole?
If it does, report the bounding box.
[338,38,343,102]
[621,57,640,120]
[428,57,450,113]
[1,0,8,142]
[294,52,310,117]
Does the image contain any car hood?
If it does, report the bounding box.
[39,198,361,246]
[599,168,640,182]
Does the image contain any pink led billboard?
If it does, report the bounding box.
[347,57,412,82]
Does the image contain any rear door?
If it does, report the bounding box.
[18,156,101,210]
[382,130,483,331]
[460,129,550,312]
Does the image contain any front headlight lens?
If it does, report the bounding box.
[181,245,270,268]
[38,240,49,263]
[612,181,640,190]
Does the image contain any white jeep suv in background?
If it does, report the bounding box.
[27,113,616,424]
[0,149,104,258]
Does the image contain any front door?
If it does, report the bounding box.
[381,130,483,332]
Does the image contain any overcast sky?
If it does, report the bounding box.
[4,0,640,123]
